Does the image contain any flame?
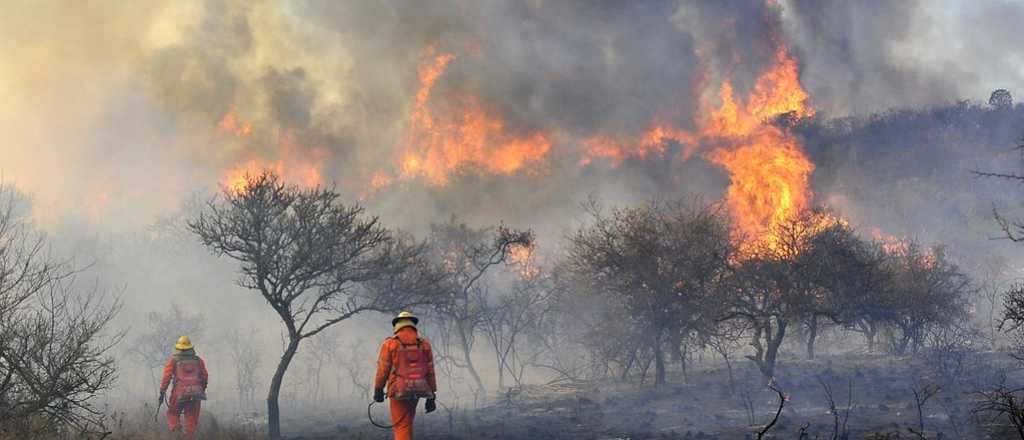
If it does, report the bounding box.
[576,39,816,254]
[509,243,540,279]
[222,159,277,194]
[869,228,938,266]
[582,123,698,166]
[218,106,252,137]
[382,15,816,255]
[393,46,552,186]
[218,126,326,194]
[370,171,393,192]
[698,44,815,252]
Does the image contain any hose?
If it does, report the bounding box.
[367,400,408,429]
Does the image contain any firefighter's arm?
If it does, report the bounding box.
[199,358,209,389]
[424,339,437,394]
[373,339,393,392]
[159,358,174,393]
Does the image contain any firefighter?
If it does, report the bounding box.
[159,336,209,438]
[373,311,437,440]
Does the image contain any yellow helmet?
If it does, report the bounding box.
[393,311,421,331]
[393,311,421,325]
[174,336,194,350]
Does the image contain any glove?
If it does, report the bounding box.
[158,391,166,405]
[425,398,436,413]
[373,389,385,403]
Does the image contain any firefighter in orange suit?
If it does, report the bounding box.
[374,311,437,440]
[159,336,209,438]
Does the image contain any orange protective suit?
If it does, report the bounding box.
[159,351,209,437]
[374,326,437,440]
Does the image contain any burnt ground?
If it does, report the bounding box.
[255,353,1022,439]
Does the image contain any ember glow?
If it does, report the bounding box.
[219,129,326,194]
[509,243,540,280]
[217,106,253,138]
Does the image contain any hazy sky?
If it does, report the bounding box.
[2,0,1022,233]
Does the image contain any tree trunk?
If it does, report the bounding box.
[864,322,877,353]
[457,323,486,395]
[654,340,666,386]
[268,338,300,440]
[620,348,637,382]
[750,318,787,386]
[679,342,688,383]
[496,351,505,391]
[806,316,818,360]
[722,352,735,396]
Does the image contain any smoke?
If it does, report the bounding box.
[3,0,1024,414]
[5,0,1020,232]
[782,0,1024,115]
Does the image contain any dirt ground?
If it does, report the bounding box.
[268,352,1021,440]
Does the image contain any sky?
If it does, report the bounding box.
[1,0,1023,235]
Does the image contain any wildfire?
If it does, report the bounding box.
[375,8,819,256]
[699,44,816,252]
[582,123,698,166]
[575,37,816,254]
[218,106,252,138]
[509,243,540,279]
[870,229,938,269]
[390,45,552,186]
[218,125,326,194]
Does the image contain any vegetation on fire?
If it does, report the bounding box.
[7,119,1024,439]
[0,164,1017,439]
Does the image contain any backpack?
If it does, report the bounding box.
[172,358,207,402]
[389,338,433,400]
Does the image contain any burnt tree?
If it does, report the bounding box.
[188,173,442,439]
[0,185,121,436]
[424,217,532,396]
[726,209,873,381]
[565,198,733,386]
[883,243,971,356]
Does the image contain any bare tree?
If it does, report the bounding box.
[226,328,262,412]
[1000,281,1024,363]
[338,339,372,401]
[701,320,747,395]
[425,217,533,396]
[0,185,121,436]
[883,244,972,356]
[302,325,340,406]
[909,381,941,438]
[819,375,853,440]
[990,89,1014,110]
[188,173,443,439]
[480,265,552,390]
[756,383,787,440]
[972,375,1024,439]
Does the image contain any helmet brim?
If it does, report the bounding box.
[392,316,419,326]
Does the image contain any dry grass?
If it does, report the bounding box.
[0,405,266,440]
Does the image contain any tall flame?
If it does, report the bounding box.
[579,43,816,252]
[369,17,818,253]
[391,45,552,186]
[703,46,816,251]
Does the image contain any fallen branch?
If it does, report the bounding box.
[757,382,786,440]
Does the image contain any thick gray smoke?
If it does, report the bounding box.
[3,0,1024,422]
